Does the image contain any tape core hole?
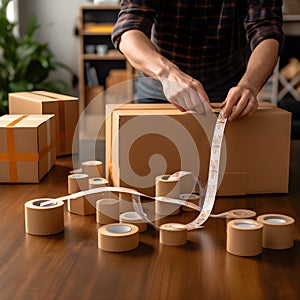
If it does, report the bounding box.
[71,174,87,179]
[93,178,103,182]
[123,212,140,219]
[235,221,256,229]
[107,225,132,234]
[264,217,287,224]
[33,200,57,207]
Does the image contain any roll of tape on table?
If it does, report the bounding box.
[89,177,108,189]
[257,214,295,249]
[119,193,134,213]
[25,198,64,236]
[67,196,95,216]
[180,194,201,212]
[120,211,147,233]
[96,198,119,224]
[82,160,103,178]
[155,174,181,216]
[226,219,263,257]
[68,173,89,194]
[178,172,196,194]
[98,223,139,252]
[87,177,109,206]
[159,223,187,246]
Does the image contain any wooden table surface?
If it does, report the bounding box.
[1,141,300,300]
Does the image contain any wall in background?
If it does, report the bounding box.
[19,0,93,96]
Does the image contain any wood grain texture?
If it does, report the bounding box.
[1,142,300,300]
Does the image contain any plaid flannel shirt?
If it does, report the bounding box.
[112,0,284,91]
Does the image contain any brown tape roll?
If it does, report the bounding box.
[98,223,139,252]
[82,160,103,178]
[119,193,133,213]
[96,198,119,224]
[178,172,195,194]
[227,219,263,257]
[120,211,147,233]
[67,196,95,216]
[159,223,187,246]
[68,174,89,194]
[155,175,181,216]
[257,214,295,249]
[25,198,64,236]
[87,177,110,205]
[89,177,108,189]
[180,193,201,212]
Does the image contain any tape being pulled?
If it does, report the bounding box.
[41,110,235,231]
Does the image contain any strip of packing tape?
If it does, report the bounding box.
[42,110,254,230]
[180,194,201,212]
[40,110,259,250]
[120,211,147,233]
[98,223,139,252]
[226,219,263,256]
[257,214,295,249]
[25,198,64,235]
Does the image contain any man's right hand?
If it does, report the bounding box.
[159,65,212,115]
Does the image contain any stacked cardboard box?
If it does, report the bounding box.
[0,114,56,183]
[106,103,291,197]
[9,91,78,156]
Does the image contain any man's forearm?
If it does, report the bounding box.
[119,29,175,79]
[238,39,279,96]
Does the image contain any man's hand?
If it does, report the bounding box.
[159,66,212,115]
[221,85,258,121]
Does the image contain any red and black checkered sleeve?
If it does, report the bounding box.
[111,0,159,50]
[244,0,285,54]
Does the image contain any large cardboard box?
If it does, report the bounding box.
[9,91,78,156]
[0,114,56,183]
[106,103,291,197]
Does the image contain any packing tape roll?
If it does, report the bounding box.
[155,174,181,216]
[25,198,64,235]
[180,194,201,212]
[96,198,119,224]
[120,211,147,233]
[159,223,187,246]
[226,219,263,256]
[178,171,196,195]
[119,193,134,213]
[82,160,103,178]
[257,214,295,249]
[98,223,139,252]
[68,174,89,194]
[67,196,95,216]
[87,177,111,205]
[89,177,108,189]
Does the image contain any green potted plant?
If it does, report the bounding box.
[0,0,76,115]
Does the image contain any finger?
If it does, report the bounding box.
[222,88,241,119]
[172,102,186,112]
[238,98,258,119]
[227,94,249,121]
[188,89,206,114]
[191,86,212,116]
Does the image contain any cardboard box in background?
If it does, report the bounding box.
[9,91,78,156]
[0,114,56,183]
[106,103,291,197]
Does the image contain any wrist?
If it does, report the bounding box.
[237,81,259,96]
[155,56,178,80]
